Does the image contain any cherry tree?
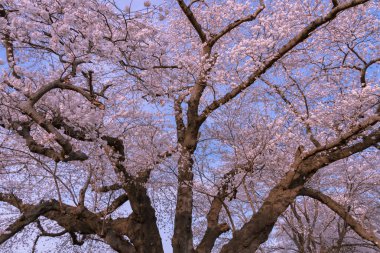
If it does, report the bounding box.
[0,0,379,253]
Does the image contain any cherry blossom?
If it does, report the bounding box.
[0,0,379,253]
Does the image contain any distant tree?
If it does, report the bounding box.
[0,0,379,253]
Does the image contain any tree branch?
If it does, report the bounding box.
[12,104,89,161]
[176,0,207,42]
[36,220,67,237]
[299,188,380,248]
[199,0,370,124]
[300,114,379,164]
[96,183,123,193]
[0,5,21,79]
[0,200,59,245]
[208,0,265,47]
[78,169,93,208]
[221,113,379,253]
[98,194,129,217]
[196,196,230,253]
[28,79,104,109]
[9,121,63,162]
[174,95,186,143]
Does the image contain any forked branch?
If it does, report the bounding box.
[299,188,380,248]
[199,0,370,124]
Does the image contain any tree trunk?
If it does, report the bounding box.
[220,171,302,253]
[125,182,164,253]
[173,148,196,253]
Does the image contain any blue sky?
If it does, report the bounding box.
[116,0,163,10]
[0,48,5,68]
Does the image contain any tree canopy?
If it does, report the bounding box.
[0,0,379,252]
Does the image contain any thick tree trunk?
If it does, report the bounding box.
[103,136,164,253]
[220,170,303,253]
[173,148,196,253]
[124,182,164,253]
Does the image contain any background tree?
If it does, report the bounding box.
[0,0,379,253]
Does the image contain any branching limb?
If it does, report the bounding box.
[96,183,123,193]
[299,188,380,248]
[8,76,109,162]
[242,176,256,213]
[260,77,321,147]
[98,194,129,217]
[189,0,204,9]
[102,136,164,252]
[359,58,380,87]
[51,115,95,142]
[199,0,370,124]
[36,220,67,237]
[300,114,379,163]
[0,192,136,252]
[346,44,380,87]
[196,196,230,253]
[13,104,89,161]
[0,200,58,245]
[9,121,63,161]
[0,193,23,209]
[208,0,265,47]
[28,79,104,108]
[52,162,64,209]
[196,165,258,252]
[221,113,379,253]
[176,0,207,42]
[78,169,93,208]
